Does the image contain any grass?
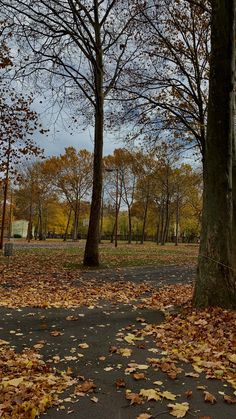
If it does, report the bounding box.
[0,240,198,275]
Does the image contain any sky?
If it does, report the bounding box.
[33,97,125,158]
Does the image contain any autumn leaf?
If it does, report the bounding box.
[223,394,236,404]
[184,390,193,398]
[115,378,126,388]
[74,380,96,394]
[118,348,132,357]
[78,343,89,349]
[227,354,236,364]
[168,402,189,418]
[139,388,161,401]
[133,373,146,380]
[159,390,177,400]
[0,339,9,345]
[136,414,152,419]
[126,390,143,405]
[203,391,216,404]
[50,330,64,337]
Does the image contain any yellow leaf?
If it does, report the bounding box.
[136,364,149,370]
[168,402,189,418]
[136,414,152,419]
[4,377,24,387]
[0,339,9,345]
[159,391,177,400]
[119,348,132,357]
[78,343,89,349]
[140,388,161,401]
[227,354,236,364]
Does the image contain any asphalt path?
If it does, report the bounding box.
[1,265,235,419]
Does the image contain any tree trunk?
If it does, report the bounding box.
[193,0,236,308]
[127,206,132,244]
[38,204,43,241]
[27,199,33,242]
[140,193,149,244]
[63,207,72,241]
[175,190,180,246]
[0,144,10,250]
[161,195,169,245]
[83,2,103,266]
[159,197,165,245]
[72,200,80,241]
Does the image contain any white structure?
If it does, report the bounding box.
[11,220,29,238]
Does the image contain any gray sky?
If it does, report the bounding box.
[33,97,124,158]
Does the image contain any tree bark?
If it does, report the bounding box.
[193,0,236,308]
[140,191,149,244]
[63,207,72,241]
[0,142,10,250]
[127,205,132,244]
[175,188,180,246]
[83,9,104,266]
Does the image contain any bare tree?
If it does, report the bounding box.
[0,0,142,265]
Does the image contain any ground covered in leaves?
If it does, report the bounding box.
[0,241,235,418]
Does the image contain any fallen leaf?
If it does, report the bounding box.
[66,316,79,321]
[184,390,193,398]
[223,394,236,404]
[115,378,126,388]
[168,402,189,418]
[133,373,146,380]
[139,388,160,401]
[119,348,132,357]
[0,339,9,345]
[78,343,89,349]
[185,372,199,378]
[203,391,216,404]
[159,390,177,400]
[126,390,143,405]
[136,414,152,419]
[136,364,149,370]
[227,354,236,364]
[50,330,64,337]
[153,380,163,385]
[90,396,98,403]
[74,380,96,394]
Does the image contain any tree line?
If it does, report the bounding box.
[3,146,201,245]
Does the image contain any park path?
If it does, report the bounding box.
[1,265,235,419]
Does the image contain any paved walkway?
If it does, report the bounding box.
[1,266,235,419]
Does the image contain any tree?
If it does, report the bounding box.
[0,0,143,265]
[47,148,93,241]
[117,0,210,156]
[0,36,43,249]
[193,0,236,308]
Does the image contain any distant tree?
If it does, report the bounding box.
[0,36,44,249]
[47,148,93,241]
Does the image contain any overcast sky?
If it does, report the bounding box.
[33,96,125,158]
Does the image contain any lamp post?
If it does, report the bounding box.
[105,167,119,247]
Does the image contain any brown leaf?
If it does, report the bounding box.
[133,373,146,380]
[74,380,96,394]
[126,391,143,405]
[109,345,118,353]
[203,391,216,404]
[115,378,126,388]
[184,390,193,398]
[223,394,236,404]
[50,330,64,337]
